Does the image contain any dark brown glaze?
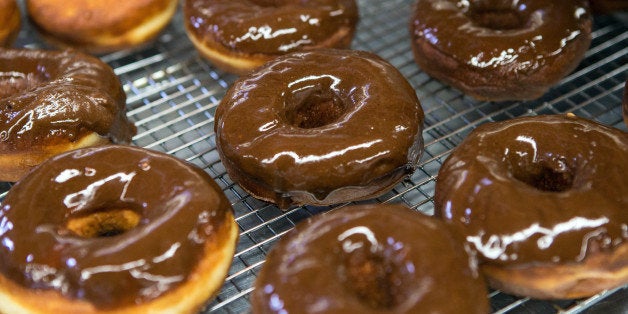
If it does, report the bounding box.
[0,145,234,309]
[252,204,489,313]
[215,49,424,208]
[410,0,592,101]
[0,49,135,151]
[184,0,358,55]
[0,0,20,47]
[435,115,628,267]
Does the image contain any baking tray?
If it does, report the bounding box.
[5,0,628,313]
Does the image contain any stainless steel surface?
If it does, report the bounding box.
[5,0,628,313]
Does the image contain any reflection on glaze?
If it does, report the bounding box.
[435,115,628,266]
[515,135,537,161]
[0,145,232,308]
[0,49,135,151]
[214,49,424,207]
[252,204,489,313]
[184,0,358,54]
[288,74,342,91]
[261,140,383,165]
[63,171,137,211]
[338,226,379,253]
[467,216,610,262]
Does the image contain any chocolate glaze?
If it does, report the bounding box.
[434,115,628,266]
[252,204,489,313]
[410,0,592,100]
[215,49,424,208]
[0,49,135,151]
[184,0,358,55]
[0,145,234,308]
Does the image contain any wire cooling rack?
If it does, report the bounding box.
[6,0,628,313]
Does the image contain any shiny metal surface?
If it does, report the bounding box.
[4,0,628,313]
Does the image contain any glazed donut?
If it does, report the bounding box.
[0,49,136,182]
[434,114,628,299]
[183,0,358,74]
[0,145,238,313]
[0,0,20,47]
[215,49,424,209]
[410,0,592,101]
[26,0,178,53]
[252,204,489,313]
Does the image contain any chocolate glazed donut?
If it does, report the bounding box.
[0,49,136,181]
[184,0,358,74]
[410,0,592,101]
[215,49,424,209]
[434,114,628,299]
[0,145,238,313]
[252,204,489,313]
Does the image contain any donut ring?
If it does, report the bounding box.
[0,49,136,182]
[410,0,592,101]
[215,49,424,209]
[434,114,628,299]
[184,0,359,74]
[252,204,489,313]
[26,0,178,53]
[0,145,238,313]
[0,0,20,47]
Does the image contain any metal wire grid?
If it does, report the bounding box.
[4,0,627,313]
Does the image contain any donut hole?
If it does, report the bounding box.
[66,209,142,238]
[0,70,49,99]
[512,164,574,192]
[467,5,528,30]
[283,88,347,129]
[340,247,409,309]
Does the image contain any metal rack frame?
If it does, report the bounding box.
[5,0,628,313]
